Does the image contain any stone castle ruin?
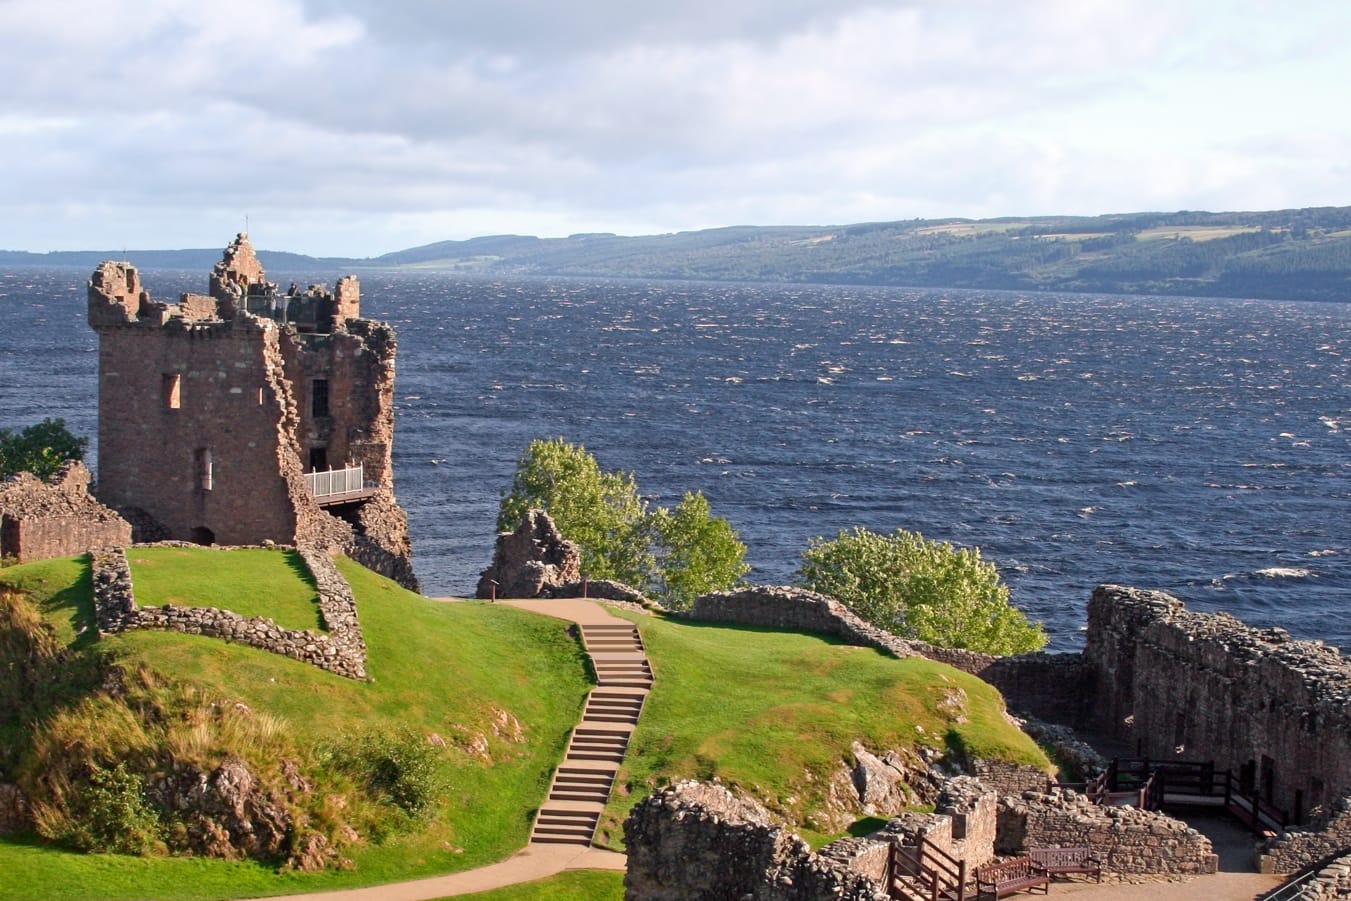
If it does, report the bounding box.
[86,234,415,588]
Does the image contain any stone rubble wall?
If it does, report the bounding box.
[92,546,367,680]
[0,463,132,564]
[882,777,999,872]
[688,585,997,673]
[1263,797,1351,874]
[997,789,1218,875]
[1289,849,1351,899]
[623,780,890,901]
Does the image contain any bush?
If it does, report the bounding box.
[796,527,1046,655]
[498,439,748,607]
[47,762,163,855]
[333,728,444,816]
[0,418,88,481]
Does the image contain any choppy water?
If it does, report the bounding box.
[2,268,1348,652]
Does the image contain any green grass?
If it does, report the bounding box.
[127,546,324,632]
[437,870,625,901]
[596,613,1050,848]
[0,555,95,646]
[0,553,593,900]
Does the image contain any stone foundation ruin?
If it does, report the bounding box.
[92,545,368,680]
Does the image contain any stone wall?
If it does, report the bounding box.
[1085,584,1351,827]
[1263,797,1351,874]
[92,546,367,680]
[882,777,999,872]
[688,585,998,673]
[623,780,890,901]
[997,790,1218,875]
[0,463,131,564]
[979,652,1095,726]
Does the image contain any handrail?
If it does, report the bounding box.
[305,463,366,499]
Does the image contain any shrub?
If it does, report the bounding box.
[44,762,163,855]
[333,728,444,816]
[796,527,1046,655]
[0,418,88,481]
[498,439,748,607]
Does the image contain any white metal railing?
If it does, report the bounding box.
[306,463,365,500]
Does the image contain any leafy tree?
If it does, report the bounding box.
[649,491,750,610]
[0,418,88,481]
[499,437,652,586]
[796,527,1045,655]
[498,439,747,606]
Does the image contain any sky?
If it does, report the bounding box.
[3,0,1350,258]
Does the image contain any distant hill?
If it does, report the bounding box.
[6,206,1351,302]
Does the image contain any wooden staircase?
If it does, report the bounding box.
[529,619,651,846]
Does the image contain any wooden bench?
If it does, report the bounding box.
[976,856,1050,899]
[1028,846,1103,882]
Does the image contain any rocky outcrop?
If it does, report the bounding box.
[0,462,131,564]
[623,780,890,901]
[92,546,368,680]
[475,510,581,599]
[997,789,1218,875]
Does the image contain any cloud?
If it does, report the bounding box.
[1,0,1349,255]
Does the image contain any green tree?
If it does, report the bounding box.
[498,439,748,605]
[498,438,652,586]
[795,527,1045,655]
[0,418,88,481]
[649,491,750,610]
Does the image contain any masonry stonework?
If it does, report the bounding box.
[0,462,130,563]
[1084,584,1351,830]
[87,235,415,589]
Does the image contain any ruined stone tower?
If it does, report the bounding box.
[87,234,417,589]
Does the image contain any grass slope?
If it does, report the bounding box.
[440,870,625,901]
[0,554,592,900]
[597,613,1050,848]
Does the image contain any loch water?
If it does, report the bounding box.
[2,267,1348,652]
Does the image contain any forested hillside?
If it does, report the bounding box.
[6,207,1351,302]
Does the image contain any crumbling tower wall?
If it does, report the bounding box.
[86,235,416,588]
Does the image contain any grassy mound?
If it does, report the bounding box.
[0,553,591,900]
[127,546,324,632]
[597,612,1051,848]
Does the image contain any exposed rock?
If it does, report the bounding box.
[851,742,929,815]
[475,510,581,599]
[148,757,293,861]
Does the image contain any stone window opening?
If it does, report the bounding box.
[195,447,213,491]
[312,378,330,418]
[163,373,181,409]
[309,447,328,473]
